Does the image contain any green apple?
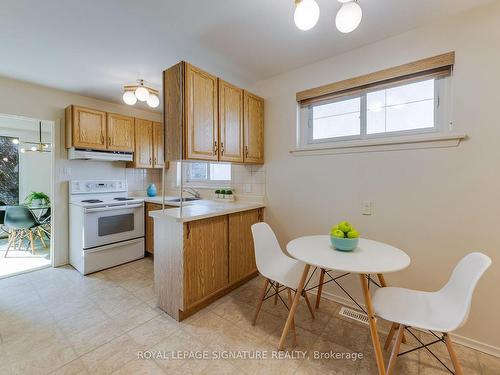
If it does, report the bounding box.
[338,221,352,233]
[332,229,345,238]
[347,230,359,238]
[330,225,339,234]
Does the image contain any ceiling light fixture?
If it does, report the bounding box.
[18,121,52,153]
[335,0,363,33]
[122,80,160,108]
[293,0,362,33]
[294,0,320,31]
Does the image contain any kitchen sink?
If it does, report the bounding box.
[166,197,201,202]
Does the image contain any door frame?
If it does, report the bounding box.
[0,113,56,270]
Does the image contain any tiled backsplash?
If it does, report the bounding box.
[163,162,266,197]
[126,168,162,196]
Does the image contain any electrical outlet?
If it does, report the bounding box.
[362,201,372,215]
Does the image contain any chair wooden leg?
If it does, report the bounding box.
[444,333,464,375]
[387,324,405,375]
[274,283,279,305]
[315,268,326,309]
[279,264,310,350]
[302,291,315,319]
[377,274,406,344]
[287,288,297,346]
[17,230,25,250]
[28,230,35,254]
[5,230,15,257]
[253,278,270,326]
[384,323,398,350]
[37,227,47,248]
[360,274,386,375]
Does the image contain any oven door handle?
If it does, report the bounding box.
[84,204,143,213]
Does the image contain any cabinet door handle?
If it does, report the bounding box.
[108,136,111,145]
[213,141,218,155]
[220,142,224,156]
[154,157,157,165]
[245,145,249,158]
[101,134,105,144]
[149,157,152,165]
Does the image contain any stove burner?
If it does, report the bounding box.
[114,197,134,201]
[81,199,103,204]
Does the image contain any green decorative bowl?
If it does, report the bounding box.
[330,236,359,252]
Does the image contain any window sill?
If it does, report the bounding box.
[290,132,466,156]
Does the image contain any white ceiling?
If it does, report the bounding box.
[0,0,494,110]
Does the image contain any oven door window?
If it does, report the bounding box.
[98,213,134,236]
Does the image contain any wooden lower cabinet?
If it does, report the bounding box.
[228,209,261,283]
[183,215,229,307]
[165,208,263,319]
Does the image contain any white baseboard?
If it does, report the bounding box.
[316,289,500,358]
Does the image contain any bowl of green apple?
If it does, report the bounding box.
[330,221,360,252]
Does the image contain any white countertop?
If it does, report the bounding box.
[148,199,265,222]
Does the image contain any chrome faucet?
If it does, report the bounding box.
[182,187,201,199]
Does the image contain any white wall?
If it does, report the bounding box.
[251,2,500,352]
[0,77,161,266]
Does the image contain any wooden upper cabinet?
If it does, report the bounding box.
[185,63,218,161]
[153,121,165,167]
[107,113,134,152]
[218,80,243,162]
[134,118,154,168]
[244,92,264,164]
[66,105,107,150]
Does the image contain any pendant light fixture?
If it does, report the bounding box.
[293,0,362,33]
[294,0,320,31]
[335,0,362,33]
[19,121,52,154]
[122,79,160,108]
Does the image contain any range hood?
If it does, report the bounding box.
[68,148,133,162]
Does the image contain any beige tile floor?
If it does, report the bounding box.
[0,257,499,375]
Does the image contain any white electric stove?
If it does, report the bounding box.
[69,180,145,275]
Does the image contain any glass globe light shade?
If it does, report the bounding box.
[335,1,362,33]
[20,148,26,153]
[147,94,160,108]
[294,0,320,31]
[31,146,37,151]
[135,86,150,102]
[123,91,137,105]
[12,138,19,145]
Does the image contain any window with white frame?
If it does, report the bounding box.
[185,162,231,184]
[303,77,449,145]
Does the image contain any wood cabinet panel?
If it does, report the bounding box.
[219,80,244,162]
[185,64,218,161]
[228,209,261,283]
[153,121,165,167]
[107,113,134,152]
[244,92,264,164]
[69,106,107,150]
[134,118,154,168]
[183,215,228,307]
[145,203,162,254]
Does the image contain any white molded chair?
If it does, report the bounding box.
[251,223,315,344]
[373,252,491,375]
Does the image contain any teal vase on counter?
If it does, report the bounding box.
[147,184,157,197]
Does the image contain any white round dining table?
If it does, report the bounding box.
[279,235,410,375]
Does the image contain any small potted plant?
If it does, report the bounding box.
[225,190,233,199]
[25,191,50,207]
